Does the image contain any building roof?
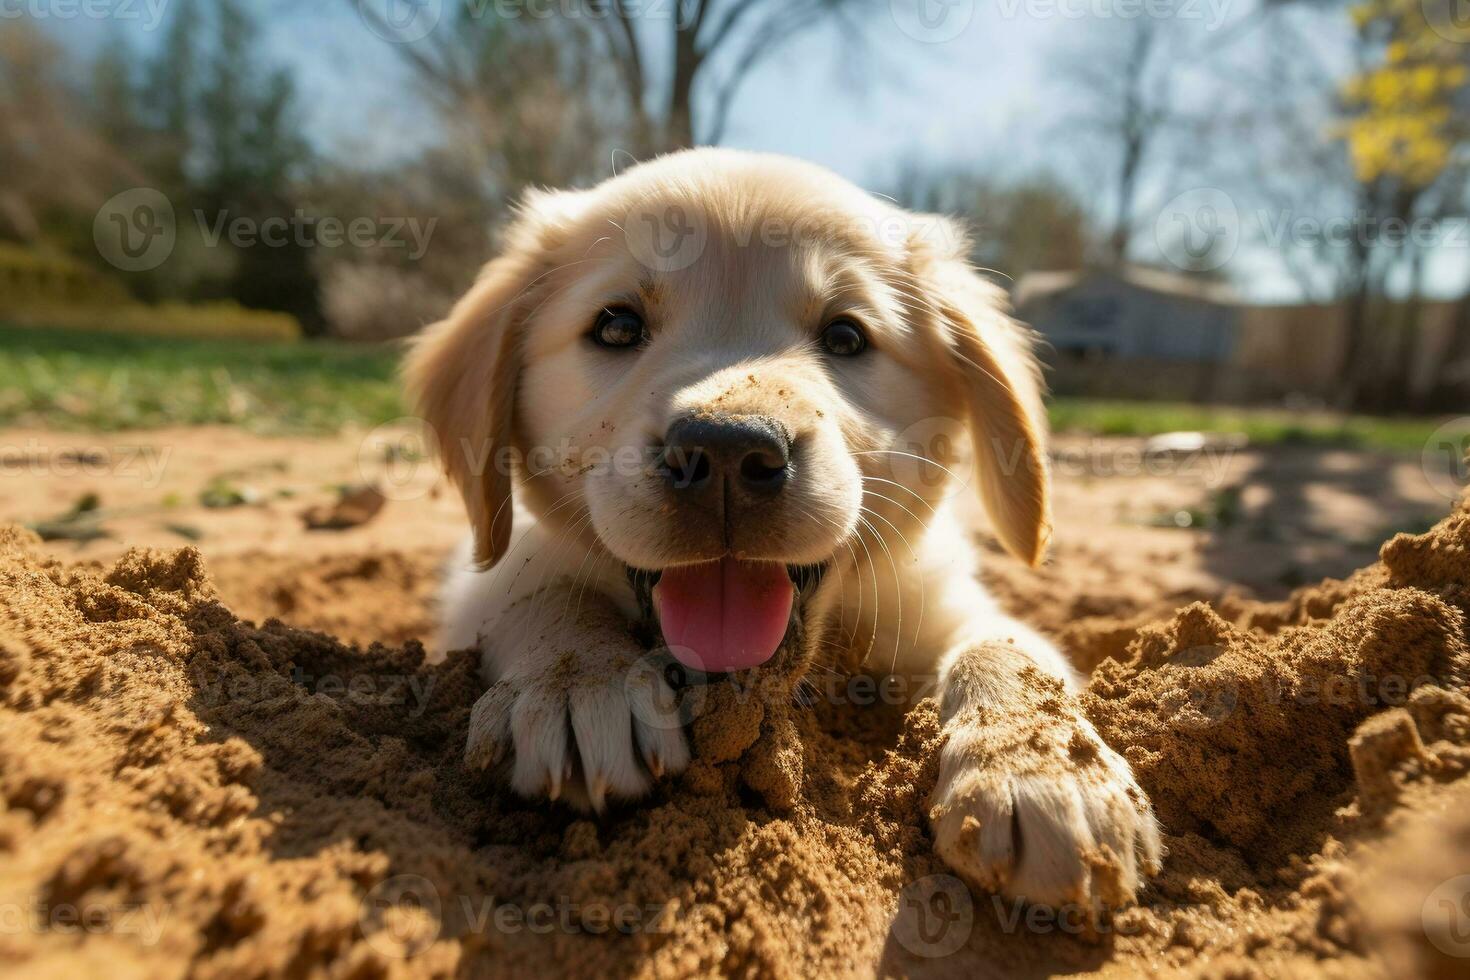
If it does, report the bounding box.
[1013,264,1241,308]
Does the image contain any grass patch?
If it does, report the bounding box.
[0,324,404,434]
[0,325,1454,453]
[1048,397,1450,454]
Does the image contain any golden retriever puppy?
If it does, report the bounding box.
[406,149,1162,911]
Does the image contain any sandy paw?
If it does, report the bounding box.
[464,651,690,813]
[928,712,1163,912]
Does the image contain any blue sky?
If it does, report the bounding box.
[48,0,1223,182]
[42,0,1468,301]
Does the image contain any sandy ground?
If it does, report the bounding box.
[2,425,1469,978]
[1,425,1452,643]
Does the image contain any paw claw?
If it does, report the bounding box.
[478,649,690,815]
[930,713,1162,912]
[588,775,608,815]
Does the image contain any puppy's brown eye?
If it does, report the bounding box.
[591,308,646,349]
[820,318,867,356]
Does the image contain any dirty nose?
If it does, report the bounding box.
[660,414,790,496]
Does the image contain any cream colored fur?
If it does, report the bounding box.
[405,149,1162,912]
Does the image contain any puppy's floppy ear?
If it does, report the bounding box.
[403,190,583,569]
[909,218,1052,566]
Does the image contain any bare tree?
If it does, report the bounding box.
[1203,5,1468,409]
[1053,22,1177,264]
[892,164,1097,281]
[0,22,141,242]
[343,7,625,195]
[353,0,878,159]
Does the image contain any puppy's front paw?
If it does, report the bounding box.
[929,699,1163,912]
[465,650,690,813]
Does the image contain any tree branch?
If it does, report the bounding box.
[701,4,832,144]
[593,0,651,147]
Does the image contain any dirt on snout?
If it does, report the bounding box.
[3,497,1470,978]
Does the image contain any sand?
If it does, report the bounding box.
[2,494,1470,978]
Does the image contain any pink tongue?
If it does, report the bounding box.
[654,558,794,672]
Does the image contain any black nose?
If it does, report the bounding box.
[660,414,790,495]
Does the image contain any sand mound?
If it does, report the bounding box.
[2,502,1469,978]
[208,551,441,649]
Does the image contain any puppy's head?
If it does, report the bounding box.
[406,149,1049,672]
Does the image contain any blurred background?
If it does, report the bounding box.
[3,0,1470,632]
